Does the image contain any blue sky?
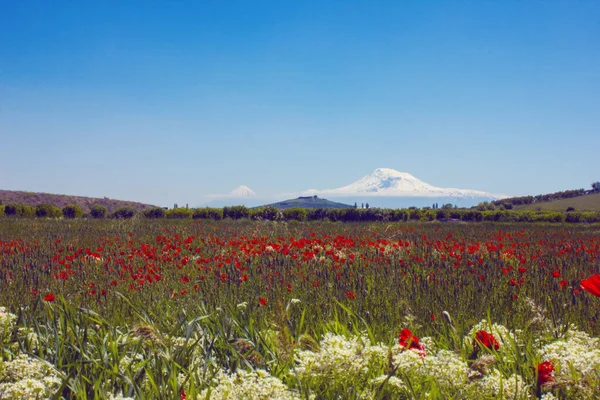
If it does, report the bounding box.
[1,0,599,207]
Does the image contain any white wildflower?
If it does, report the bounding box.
[539,327,600,378]
[107,391,134,400]
[198,369,301,400]
[294,333,387,392]
[392,347,469,394]
[466,369,532,399]
[0,307,17,340]
[0,354,61,399]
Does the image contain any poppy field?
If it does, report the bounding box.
[1,218,600,399]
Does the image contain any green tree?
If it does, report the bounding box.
[112,206,136,219]
[283,207,307,221]
[36,204,62,218]
[223,206,250,220]
[4,204,19,216]
[166,207,193,219]
[62,205,83,219]
[90,205,109,219]
[143,207,166,219]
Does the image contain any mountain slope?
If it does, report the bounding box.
[514,192,600,212]
[0,189,156,213]
[262,196,353,210]
[309,168,499,198]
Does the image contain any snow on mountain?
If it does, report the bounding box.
[230,185,257,197]
[312,168,500,199]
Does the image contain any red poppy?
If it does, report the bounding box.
[580,274,600,297]
[346,291,356,300]
[475,330,500,351]
[559,279,568,289]
[43,293,55,302]
[537,361,554,386]
[552,271,561,278]
[398,328,424,352]
[259,297,267,307]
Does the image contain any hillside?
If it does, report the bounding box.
[514,192,600,212]
[262,196,354,210]
[0,190,156,213]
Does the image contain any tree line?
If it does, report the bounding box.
[2,203,600,224]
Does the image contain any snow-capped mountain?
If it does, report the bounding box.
[230,185,256,197]
[317,168,498,198]
[203,185,262,207]
[303,168,501,208]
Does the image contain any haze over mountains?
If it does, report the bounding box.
[203,168,501,208]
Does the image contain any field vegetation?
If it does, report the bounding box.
[0,219,599,399]
[4,202,600,224]
[513,192,600,213]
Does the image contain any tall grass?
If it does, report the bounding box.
[0,219,599,398]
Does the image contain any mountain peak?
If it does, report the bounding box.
[313,168,499,199]
[371,168,417,180]
[230,185,256,197]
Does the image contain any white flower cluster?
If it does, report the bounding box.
[293,333,388,393]
[106,391,134,400]
[0,354,61,399]
[392,347,469,394]
[539,327,600,377]
[0,307,16,341]
[198,369,301,400]
[466,369,531,399]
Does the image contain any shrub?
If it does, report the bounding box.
[192,208,209,219]
[307,208,327,221]
[192,208,223,220]
[207,208,223,220]
[251,207,281,221]
[112,206,136,219]
[5,204,35,217]
[36,204,63,218]
[22,205,35,217]
[143,207,166,219]
[339,208,361,222]
[62,205,83,219]
[409,209,422,220]
[90,205,109,219]
[4,204,18,216]
[283,208,307,221]
[0,205,4,216]
[223,206,250,220]
[166,208,193,219]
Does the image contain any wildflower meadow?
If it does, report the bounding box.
[1,218,599,399]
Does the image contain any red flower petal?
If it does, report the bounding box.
[581,274,600,297]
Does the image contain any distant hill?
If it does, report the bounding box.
[514,192,600,212]
[262,196,354,210]
[0,190,156,213]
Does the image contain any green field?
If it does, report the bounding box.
[514,192,600,212]
[1,219,599,399]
